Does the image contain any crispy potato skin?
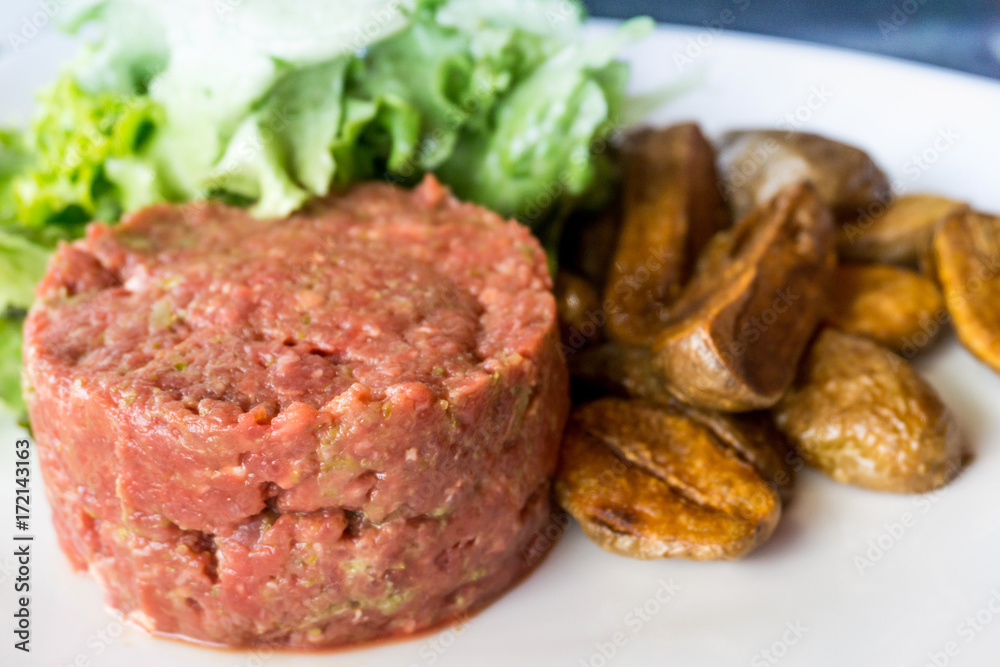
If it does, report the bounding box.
[569,343,795,499]
[717,130,892,221]
[555,270,603,349]
[555,399,780,560]
[604,124,729,345]
[690,408,796,503]
[773,330,966,493]
[838,194,967,266]
[824,264,945,352]
[568,343,668,404]
[931,210,1000,376]
[651,182,836,411]
[560,206,623,289]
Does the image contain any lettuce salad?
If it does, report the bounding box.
[0,0,650,415]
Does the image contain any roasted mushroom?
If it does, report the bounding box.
[717,130,892,221]
[651,182,836,412]
[838,194,967,266]
[556,398,780,560]
[604,123,729,345]
[773,329,966,493]
[824,263,945,352]
[930,209,1000,376]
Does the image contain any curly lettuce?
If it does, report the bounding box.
[0,0,650,414]
[12,76,165,232]
[0,230,51,418]
[5,0,644,224]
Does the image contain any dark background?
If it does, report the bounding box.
[583,0,1000,79]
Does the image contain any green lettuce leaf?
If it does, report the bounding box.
[0,130,31,224]
[0,316,26,419]
[0,0,652,415]
[0,229,51,314]
[12,75,166,230]
[437,18,650,220]
[9,0,639,226]
[0,230,49,418]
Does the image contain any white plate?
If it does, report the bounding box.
[3,19,1000,667]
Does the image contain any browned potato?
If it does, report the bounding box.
[838,194,967,265]
[773,329,966,493]
[560,206,622,288]
[930,210,1000,375]
[824,264,945,352]
[691,408,796,502]
[568,342,667,402]
[651,182,836,412]
[569,343,795,499]
[604,123,729,345]
[555,270,602,350]
[555,398,780,560]
[717,130,892,221]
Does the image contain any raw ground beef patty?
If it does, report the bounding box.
[23,176,569,648]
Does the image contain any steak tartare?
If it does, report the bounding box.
[23,176,569,648]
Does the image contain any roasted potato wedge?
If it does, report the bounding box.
[556,399,780,560]
[570,343,795,499]
[569,342,667,403]
[555,270,603,350]
[560,206,622,288]
[838,194,967,266]
[651,182,836,411]
[773,330,966,493]
[690,408,796,502]
[604,123,729,345]
[824,264,945,352]
[718,130,891,221]
[930,210,1000,376]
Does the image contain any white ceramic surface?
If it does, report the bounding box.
[2,18,1000,667]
